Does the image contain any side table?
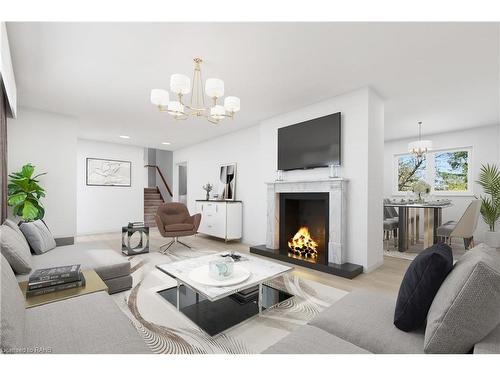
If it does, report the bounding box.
[122,225,150,255]
[19,269,108,309]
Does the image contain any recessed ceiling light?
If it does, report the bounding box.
[119,135,130,139]
[162,142,171,145]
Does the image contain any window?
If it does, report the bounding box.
[434,151,469,192]
[397,155,427,192]
[395,148,471,194]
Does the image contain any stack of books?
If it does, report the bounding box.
[128,221,145,228]
[27,265,85,297]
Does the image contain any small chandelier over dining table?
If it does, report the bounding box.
[408,121,432,161]
[150,57,241,125]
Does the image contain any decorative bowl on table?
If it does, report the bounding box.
[209,257,234,280]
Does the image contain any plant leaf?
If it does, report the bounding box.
[7,192,27,206]
[21,164,35,178]
[22,200,38,220]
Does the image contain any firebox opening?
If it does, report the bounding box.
[279,193,329,265]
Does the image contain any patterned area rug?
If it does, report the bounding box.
[109,247,348,354]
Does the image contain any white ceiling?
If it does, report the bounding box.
[6,22,500,150]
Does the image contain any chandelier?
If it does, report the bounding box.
[408,121,432,161]
[150,57,240,125]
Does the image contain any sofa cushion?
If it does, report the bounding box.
[3,219,30,249]
[263,325,370,354]
[425,244,500,354]
[0,224,32,274]
[473,323,500,354]
[165,223,194,232]
[16,244,130,282]
[19,220,56,254]
[24,291,150,353]
[310,289,425,354]
[0,254,26,353]
[394,243,453,332]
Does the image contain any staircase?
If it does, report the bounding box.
[144,187,164,227]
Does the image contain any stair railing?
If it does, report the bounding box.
[144,165,173,198]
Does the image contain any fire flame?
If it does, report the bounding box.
[288,226,318,259]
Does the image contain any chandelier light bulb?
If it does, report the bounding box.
[210,105,226,120]
[205,78,225,98]
[224,96,241,113]
[170,74,191,95]
[150,89,169,106]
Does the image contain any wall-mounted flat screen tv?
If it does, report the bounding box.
[278,112,341,171]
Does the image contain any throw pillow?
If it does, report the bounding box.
[19,220,57,255]
[3,219,30,249]
[0,225,33,274]
[424,244,500,353]
[0,254,26,352]
[394,243,453,332]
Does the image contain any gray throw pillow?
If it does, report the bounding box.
[3,219,29,249]
[0,254,26,353]
[0,225,33,274]
[424,244,500,353]
[19,220,57,255]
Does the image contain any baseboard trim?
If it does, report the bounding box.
[55,237,75,246]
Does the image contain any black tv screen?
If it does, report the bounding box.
[278,112,341,171]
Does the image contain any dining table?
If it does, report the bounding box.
[384,200,453,252]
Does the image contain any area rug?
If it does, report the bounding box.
[109,247,348,354]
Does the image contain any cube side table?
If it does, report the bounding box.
[122,225,149,255]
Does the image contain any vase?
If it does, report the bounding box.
[205,192,210,201]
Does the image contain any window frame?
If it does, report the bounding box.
[392,146,473,196]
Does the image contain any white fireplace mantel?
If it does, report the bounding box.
[266,178,347,264]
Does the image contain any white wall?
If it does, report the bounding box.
[77,139,145,234]
[384,124,500,242]
[173,125,263,245]
[7,107,77,237]
[174,88,384,271]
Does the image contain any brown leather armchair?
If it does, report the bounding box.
[155,202,201,254]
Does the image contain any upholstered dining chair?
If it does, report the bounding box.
[383,199,399,250]
[155,202,202,254]
[437,199,481,250]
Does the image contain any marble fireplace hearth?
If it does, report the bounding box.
[250,179,363,279]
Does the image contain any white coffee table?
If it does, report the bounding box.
[156,252,293,335]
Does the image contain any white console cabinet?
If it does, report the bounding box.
[195,200,242,241]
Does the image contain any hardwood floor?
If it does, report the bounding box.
[78,228,410,296]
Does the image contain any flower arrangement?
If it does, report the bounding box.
[412,180,431,202]
[202,182,213,200]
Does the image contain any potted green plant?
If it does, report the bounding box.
[476,163,500,248]
[7,163,47,221]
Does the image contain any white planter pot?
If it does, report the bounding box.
[484,231,500,248]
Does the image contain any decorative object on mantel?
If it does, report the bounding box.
[8,163,47,221]
[150,57,241,125]
[412,180,431,203]
[202,182,213,201]
[276,170,284,181]
[219,163,236,200]
[329,164,339,178]
[476,163,500,248]
[408,121,432,162]
[86,158,131,187]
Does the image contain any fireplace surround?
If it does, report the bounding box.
[250,179,363,279]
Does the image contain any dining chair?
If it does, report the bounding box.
[383,199,399,250]
[436,199,481,250]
